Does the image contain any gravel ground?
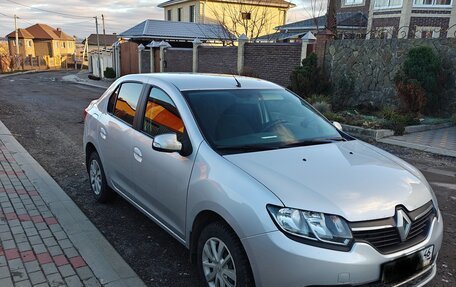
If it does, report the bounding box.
[0,71,454,286]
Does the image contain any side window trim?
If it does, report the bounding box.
[139,85,184,139]
[108,81,146,128]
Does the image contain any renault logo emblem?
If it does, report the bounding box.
[396,210,412,242]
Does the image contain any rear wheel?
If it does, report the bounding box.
[197,222,254,287]
[88,152,113,203]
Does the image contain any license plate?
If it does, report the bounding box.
[382,246,434,284]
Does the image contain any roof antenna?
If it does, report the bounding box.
[233,75,242,88]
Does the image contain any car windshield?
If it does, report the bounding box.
[183,89,346,154]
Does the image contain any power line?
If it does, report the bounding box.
[0,11,15,18]
[4,0,94,19]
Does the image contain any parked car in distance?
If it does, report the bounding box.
[83,74,443,287]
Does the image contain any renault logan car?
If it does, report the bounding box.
[83,74,443,287]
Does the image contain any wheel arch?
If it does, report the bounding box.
[85,142,98,172]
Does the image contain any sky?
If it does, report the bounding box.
[0,0,326,39]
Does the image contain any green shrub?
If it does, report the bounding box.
[104,67,116,79]
[290,53,330,98]
[323,112,346,123]
[384,113,419,135]
[307,94,330,104]
[313,101,331,114]
[395,46,442,114]
[332,73,354,110]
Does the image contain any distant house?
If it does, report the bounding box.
[259,12,368,42]
[6,24,75,57]
[367,0,456,38]
[0,37,8,56]
[157,0,296,39]
[82,34,118,52]
[118,19,234,46]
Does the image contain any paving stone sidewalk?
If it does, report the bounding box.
[0,121,145,287]
[380,127,456,158]
[0,140,100,287]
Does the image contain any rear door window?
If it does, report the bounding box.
[112,83,143,126]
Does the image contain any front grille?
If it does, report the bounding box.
[351,202,436,254]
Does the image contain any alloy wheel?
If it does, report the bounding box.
[202,237,237,287]
[89,159,102,195]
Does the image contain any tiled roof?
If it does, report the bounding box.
[7,24,74,41]
[277,12,367,31]
[256,31,305,41]
[119,19,235,41]
[6,28,34,39]
[158,0,295,8]
[83,34,118,46]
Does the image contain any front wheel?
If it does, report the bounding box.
[197,222,254,287]
[88,152,113,203]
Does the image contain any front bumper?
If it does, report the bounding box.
[242,213,443,287]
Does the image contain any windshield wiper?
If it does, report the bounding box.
[280,137,346,148]
[215,144,278,153]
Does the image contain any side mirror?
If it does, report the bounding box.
[152,133,182,153]
[333,121,343,131]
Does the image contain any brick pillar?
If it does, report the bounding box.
[237,34,248,75]
[315,29,335,68]
[192,38,202,73]
[159,41,171,73]
[147,41,158,73]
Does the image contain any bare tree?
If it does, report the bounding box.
[300,0,327,32]
[206,0,293,42]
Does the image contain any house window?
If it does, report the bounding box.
[241,12,251,20]
[167,9,172,21]
[189,5,195,22]
[344,0,364,5]
[374,0,403,9]
[414,0,452,6]
[27,40,32,47]
[178,8,182,21]
[62,42,66,48]
[415,27,441,38]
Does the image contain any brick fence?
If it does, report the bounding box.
[135,41,308,87]
[244,43,301,87]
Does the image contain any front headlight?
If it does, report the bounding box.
[267,205,353,247]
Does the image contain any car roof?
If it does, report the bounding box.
[120,73,284,91]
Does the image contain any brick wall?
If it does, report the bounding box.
[244,43,301,87]
[198,46,237,74]
[164,48,192,72]
[408,17,450,38]
[371,17,401,37]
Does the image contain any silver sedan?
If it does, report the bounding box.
[83,74,443,287]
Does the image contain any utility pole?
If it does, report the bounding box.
[94,16,102,78]
[14,15,19,55]
[102,14,107,50]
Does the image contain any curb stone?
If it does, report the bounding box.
[0,120,146,287]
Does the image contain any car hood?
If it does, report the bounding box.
[224,140,433,222]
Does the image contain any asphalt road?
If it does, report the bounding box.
[0,71,454,286]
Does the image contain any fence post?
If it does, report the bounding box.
[138,44,145,73]
[37,56,41,69]
[301,32,316,65]
[192,38,202,73]
[237,34,248,75]
[159,41,171,73]
[29,55,33,67]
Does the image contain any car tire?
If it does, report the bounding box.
[197,221,254,287]
[88,152,113,203]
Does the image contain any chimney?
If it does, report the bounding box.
[57,28,62,32]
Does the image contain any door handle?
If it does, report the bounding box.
[133,147,143,163]
[100,127,107,140]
